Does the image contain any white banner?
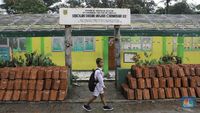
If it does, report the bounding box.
[59,8,131,25]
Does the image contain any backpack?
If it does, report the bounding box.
[88,69,99,92]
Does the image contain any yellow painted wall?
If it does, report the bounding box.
[165,37,174,55]
[121,36,163,68]
[72,36,103,70]
[43,37,65,66]
[12,36,200,70]
[183,37,200,64]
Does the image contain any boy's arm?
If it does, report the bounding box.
[96,70,105,88]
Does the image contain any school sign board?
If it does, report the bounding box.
[59,8,131,25]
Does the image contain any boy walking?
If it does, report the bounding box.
[82,58,113,111]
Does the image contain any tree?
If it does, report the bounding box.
[116,0,156,14]
[168,1,194,14]
[43,0,60,7]
[155,1,194,14]
[1,0,48,14]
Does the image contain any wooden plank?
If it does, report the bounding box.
[114,25,121,87]
[64,25,72,87]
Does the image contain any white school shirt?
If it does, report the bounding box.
[94,68,105,92]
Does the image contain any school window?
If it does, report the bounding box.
[0,37,9,46]
[184,37,200,51]
[192,37,200,50]
[72,36,95,52]
[121,36,152,51]
[52,37,65,52]
[141,37,152,51]
[18,38,26,51]
[121,36,141,51]
[9,38,18,50]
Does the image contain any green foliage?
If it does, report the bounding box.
[159,52,182,64]
[0,51,56,68]
[156,1,194,14]
[25,51,56,66]
[1,0,48,14]
[132,51,182,66]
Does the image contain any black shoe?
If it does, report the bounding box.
[82,105,92,111]
[103,105,113,111]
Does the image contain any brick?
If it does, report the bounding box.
[180,88,188,97]
[44,79,52,90]
[37,69,45,80]
[12,90,21,101]
[167,78,174,88]
[57,90,67,101]
[188,88,196,97]
[9,69,16,79]
[159,77,166,88]
[49,90,58,101]
[143,89,150,100]
[178,68,185,77]
[158,88,165,99]
[42,90,50,101]
[3,90,13,101]
[143,67,150,78]
[156,66,163,77]
[121,83,129,99]
[60,69,68,79]
[189,77,196,87]
[52,80,61,90]
[137,78,145,89]
[150,88,158,99]
[60,79,68,90]
[28,90,35,101]
[170,65,178,77]
[20,90,28,101]
[173,88,180,99]
[183,66,190,76]
[149,67,156,78]
[52,69,60,79]
[23,67,31,79]
[174,78,181,88]
[0,79,8,90]
[152,78,159,88]
[195,87,200,97]
[134,67,143,78]
[45,69,52,79]
[190,67,196,76]
[14,80,22,90]
[15,68,23,79]
[34,91,42,101]
[21,80,29,90]
[182,77,188,87]
[127,75,137,89]
[196,76,200,86]
[36,80,44,90]
[135,89,143,100]
[196,68,200,76]
[145,78,152,88]
[28,80,36,90]
[0,90,5,100]
[165,88,173,99]
[30,68,38,79]
[7,80,14,90]
[162,65,170,77]
[0,68,9,79]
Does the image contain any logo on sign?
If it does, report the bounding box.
[63,10,68,15]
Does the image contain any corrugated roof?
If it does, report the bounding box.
[0,14,200,32]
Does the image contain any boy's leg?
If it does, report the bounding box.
[87,96,97,105]
[100,93,106,106]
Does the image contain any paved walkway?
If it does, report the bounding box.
[0,81,200,113]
